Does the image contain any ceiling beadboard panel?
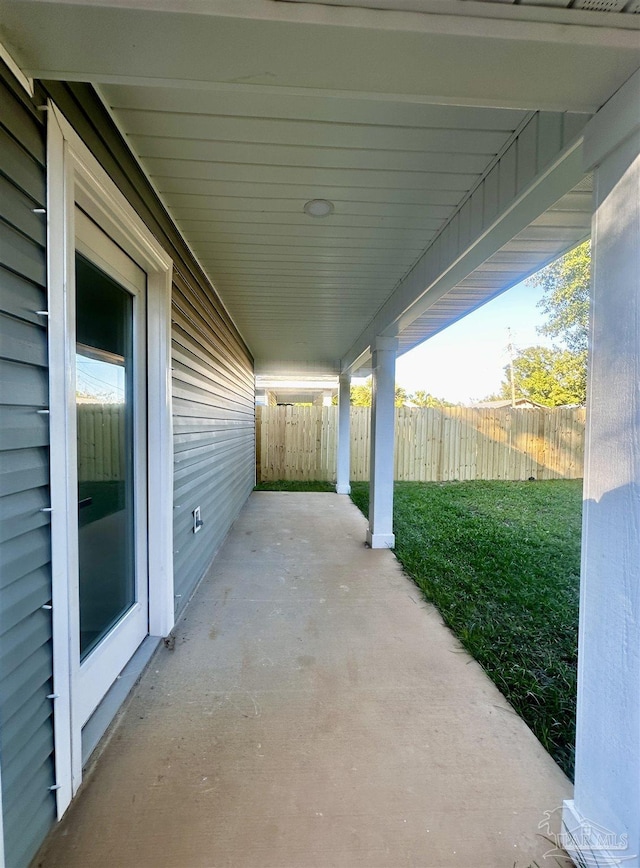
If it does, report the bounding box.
[104,83,535,374]
[102,80,599,375]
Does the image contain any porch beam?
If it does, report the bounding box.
[366,337,397,549]
[9,0,640,39]
[341,114,587,374]
[336,373,351,496]
[563,66,640,868]
[1,2,638,113]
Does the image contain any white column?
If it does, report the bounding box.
[563,68,640,868]
[366,336,397,548]
[336,373,351,495]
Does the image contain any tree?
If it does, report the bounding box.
[497,345,585,406]
[394,385,410,408]
[534,241,590,355]
[496,240,591,406]
[350,381,373,406]
[348,379,427,407]
[411,390,454,408]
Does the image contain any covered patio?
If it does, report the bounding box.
[35,492,570,868]
[0,3,638,866]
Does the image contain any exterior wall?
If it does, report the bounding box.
[0,73,254,866]
[0,62,57,868]
[171,269,255,609]
[40,82,256,615]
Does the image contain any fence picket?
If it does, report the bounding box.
[255,405,585,483]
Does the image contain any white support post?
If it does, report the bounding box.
[336,373,351,495]
[563,69,640,868]
[366,336,397,548]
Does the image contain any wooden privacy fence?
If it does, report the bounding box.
[256,405,586,483]
[77,403,125,482]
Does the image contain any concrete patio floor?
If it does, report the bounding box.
[36,492,572,868]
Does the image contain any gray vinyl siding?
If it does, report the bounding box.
[172,270,255,608]
[39,82,256,610]
[0,64,56,868]
[0,68,254,868]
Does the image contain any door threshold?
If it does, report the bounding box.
[82,635,161,767]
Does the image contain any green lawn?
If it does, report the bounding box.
[254,480,336,492]
[349,479,582,779]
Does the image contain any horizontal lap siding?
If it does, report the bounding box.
[172,270,255,611]
[0,66,56,868]
[0,76,256,868]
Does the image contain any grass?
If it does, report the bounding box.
[349,479,582,779]
[254,479,336,492]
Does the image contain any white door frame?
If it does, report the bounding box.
[74,209,149,729]
[47,102,174,817]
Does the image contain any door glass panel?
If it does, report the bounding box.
[76,253,135,661]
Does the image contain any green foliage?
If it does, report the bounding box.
[350,381,373,406]
[498,345,586,406]
[534,241,590,356]
[254,480,335,492]
[394,385,409,408]
[350,479,582,778]
[497,242,591,405]
[350,378,453,408]
[349,380,410,407]
[411,390,455,408]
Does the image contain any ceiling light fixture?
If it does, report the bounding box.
[304,198,334,218]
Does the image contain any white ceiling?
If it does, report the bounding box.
[101,83,532,372]
[1,0,638,375]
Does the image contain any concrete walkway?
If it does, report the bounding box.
[38,493,571,868]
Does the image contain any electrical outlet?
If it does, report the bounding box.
[193,506,203,534]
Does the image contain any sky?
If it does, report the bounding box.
[76,353,125,404]
[393,278,553,405]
